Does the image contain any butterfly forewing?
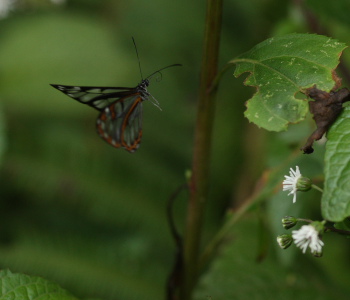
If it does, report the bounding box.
[96,94,143,152]
[50,84,136,111]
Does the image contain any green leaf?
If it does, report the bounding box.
[231,33,346,131]
[0,269,78,300]
[322,106,350,221]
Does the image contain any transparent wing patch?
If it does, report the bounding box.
[96,94,143,152]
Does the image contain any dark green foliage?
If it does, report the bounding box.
[0,0,350,299]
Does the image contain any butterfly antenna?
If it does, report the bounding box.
[132,37,144,80]
[146,64,182,80]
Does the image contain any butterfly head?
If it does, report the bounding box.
[138,79,150,90]
[137,79,150,101]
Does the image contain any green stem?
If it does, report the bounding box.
[198,199,252,270]
[180,0,223,299]
[198,187,269,270]
[297,218,313,223]
[198,167,283,271]
[311,184,323,193]
[325,227,350,235]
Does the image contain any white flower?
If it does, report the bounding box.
[292,224,324,254]
[283,166,302,203]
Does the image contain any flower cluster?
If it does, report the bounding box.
[278,166,324,256]
[277,222,324,256]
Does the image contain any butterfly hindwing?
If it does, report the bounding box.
[96,94,143,152]
[51,84,145,152]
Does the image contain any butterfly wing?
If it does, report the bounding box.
[96,93,143,152]
[50,84,136,111]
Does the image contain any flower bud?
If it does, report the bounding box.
[282,216,298,229]
[296,177,312,192]
[277,234,293,249]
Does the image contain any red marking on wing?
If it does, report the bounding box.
[96,94,143,153]
[121,96,143,152]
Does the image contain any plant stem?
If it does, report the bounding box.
[311,184,323,193]
[180,0,223,299]
[325,227,350,235]
[297,218,313,223]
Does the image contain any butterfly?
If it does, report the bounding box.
[51,38,181,153]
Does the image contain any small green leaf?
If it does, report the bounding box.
[231,33,346,131]
[323,106,350,221]
[0,269,78,300]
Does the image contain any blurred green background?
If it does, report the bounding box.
[0,0,350,299]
